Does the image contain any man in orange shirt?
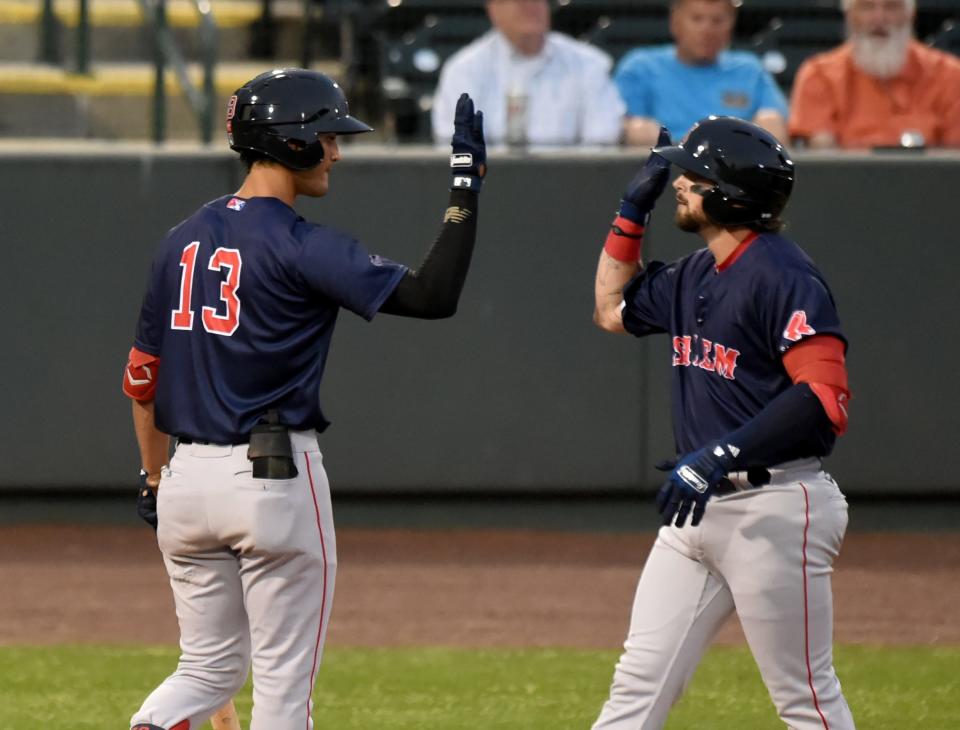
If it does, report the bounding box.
[789,0,960,149]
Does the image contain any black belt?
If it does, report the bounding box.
[715,467,771,496]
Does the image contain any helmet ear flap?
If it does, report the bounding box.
[701,182,774,227]
[700,187,727,225]
[264,125,326,169]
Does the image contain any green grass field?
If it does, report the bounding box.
[0,645,956,729]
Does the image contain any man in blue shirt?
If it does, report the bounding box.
[616,0,788,146]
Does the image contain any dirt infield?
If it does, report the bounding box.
[1,526,958,648]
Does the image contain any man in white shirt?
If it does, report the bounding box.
[431,0,625,147]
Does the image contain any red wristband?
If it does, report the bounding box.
[603,216,645,262]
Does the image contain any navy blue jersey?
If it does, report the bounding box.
[622,232,845,456]
[134,195,407,443]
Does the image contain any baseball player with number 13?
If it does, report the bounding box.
[122,69,486,730]
[591,117,856,729]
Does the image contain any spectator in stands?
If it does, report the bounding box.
[431,0,625,147]
[616,0,788,147]
[789,0,960,149]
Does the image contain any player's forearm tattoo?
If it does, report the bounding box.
[598,254,636,294]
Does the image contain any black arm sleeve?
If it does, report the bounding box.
[725,383,836,469]
[379,189,479,319]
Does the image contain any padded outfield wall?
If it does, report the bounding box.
[1,146,957,494]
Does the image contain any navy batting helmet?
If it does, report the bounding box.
[226,68,373,170]
[653,116,794,227]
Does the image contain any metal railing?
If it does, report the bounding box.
[38,0,90,72]
[38,0,218,144]
[139,0,219,144]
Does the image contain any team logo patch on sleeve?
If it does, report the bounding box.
[783,310,816,342]
[226,197,246,212]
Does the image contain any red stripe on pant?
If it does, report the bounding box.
[304,453,329,730]
[800,482,830,729]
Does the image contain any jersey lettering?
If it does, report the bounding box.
[201,248,242,336]
[783,310,816,342]
[170,241,199,331]
[712,344,740,380]
[672,335,692,366]
[698,338,715,372]
[673,334,740,381]
[170,242,243,336]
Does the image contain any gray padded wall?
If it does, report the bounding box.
[1,148,957,493]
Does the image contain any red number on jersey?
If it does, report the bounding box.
[170,241,200,330]
[783,310,817,342]
[170,243,243,336]
[202,248,242,336]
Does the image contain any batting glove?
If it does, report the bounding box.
[449,93,486,192]
[136,469,158,531]
[618,126,672,226]
[656,440,736,528]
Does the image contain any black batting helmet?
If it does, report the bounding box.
[653,116,795,228]
[226,68,373,170]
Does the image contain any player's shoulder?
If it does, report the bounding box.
[751,233,823,279]
[547,31,613,70]
[658,247,715,277]
[156,195,228,248]
[296,219,357,249]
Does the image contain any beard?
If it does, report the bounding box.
[675,205,706,232]
[850,24,912,79]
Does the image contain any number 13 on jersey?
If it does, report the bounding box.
[171,241,243,336]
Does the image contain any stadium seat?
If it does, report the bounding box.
[378,12,491,141]
[580,15,672,63]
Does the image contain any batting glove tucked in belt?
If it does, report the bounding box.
[656,441,737,528]
[449,93,486,192]
[136,469,158,531]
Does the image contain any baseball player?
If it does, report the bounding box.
[122,68,485,730]
[136,479,242,730]
[591,117,855,729]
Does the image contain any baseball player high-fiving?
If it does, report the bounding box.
[122,69,485,730]
[591,117,855,729]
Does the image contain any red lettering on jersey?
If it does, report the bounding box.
[171,241,200,330]
[672,336,692,366]
[202,248,242,336]
[698,339,715,372]
[783,310,816,342]
[672,334,739,381]
[713,344,740,380]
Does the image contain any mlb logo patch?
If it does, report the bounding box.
[226,197,246,211]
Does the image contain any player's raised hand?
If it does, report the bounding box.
[655,440,735,528]
[450,93,486,192]
[619,126,673,226]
